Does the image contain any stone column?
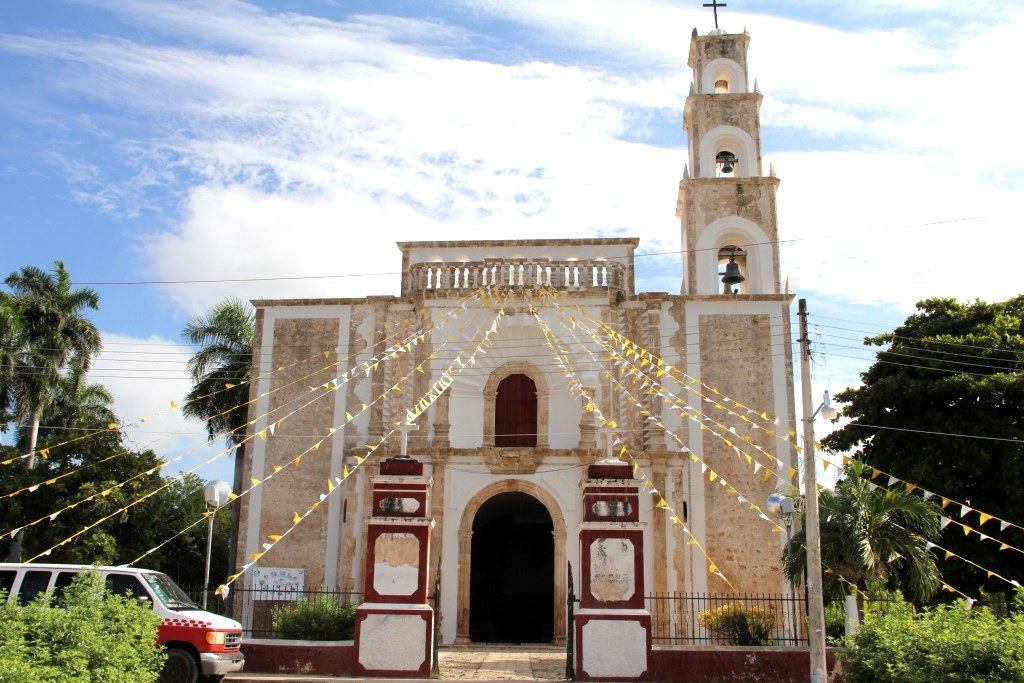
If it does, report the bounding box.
[432,391,451,449]
[579,387,597,449]
[455,529,473,644]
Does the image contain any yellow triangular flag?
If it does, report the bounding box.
[292,512,301,523]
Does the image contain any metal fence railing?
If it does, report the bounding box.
[180,585,362,639]
[646,592,808,646]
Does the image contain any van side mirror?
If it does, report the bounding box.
[136,595,151,609]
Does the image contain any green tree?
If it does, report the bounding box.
[842,593,1024,683]
[0,571,165,682]
[2,261,101,561]
[822,297,1024,596]
[181,297,254,581]
[783,460,942,607]
[122,473,233,586]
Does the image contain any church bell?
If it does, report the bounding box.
[721,252,745,293]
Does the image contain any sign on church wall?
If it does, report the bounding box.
[252,566,305,601]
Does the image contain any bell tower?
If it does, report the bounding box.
[677,27,782,297]
[672,23,796,597]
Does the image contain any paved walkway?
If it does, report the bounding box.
[438,645,567,680]
[224,645,568,682]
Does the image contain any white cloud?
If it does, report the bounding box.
[89,332,234,481]
[4,0,1022,319]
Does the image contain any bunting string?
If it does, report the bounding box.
[213,287,511,598]
[538,291,787,535]
[525,289,734,589]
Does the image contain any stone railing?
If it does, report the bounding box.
[404,260,630,297]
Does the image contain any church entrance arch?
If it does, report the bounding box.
[470,492,553,642]
[456,480,566,645]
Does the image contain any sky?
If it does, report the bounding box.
[2,0,1023,485]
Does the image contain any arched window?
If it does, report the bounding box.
[714,79,730,93]
[495,374,538,447]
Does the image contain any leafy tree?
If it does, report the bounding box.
[783,460,942,607]
[122,473,233,587]
[2,261,101,560]
[0,424,165,565]
[842,592,1024,683]
[181,297,254,580]
[822,297,1024,597]
[0,571,165,682]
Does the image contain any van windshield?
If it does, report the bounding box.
[142,572,200,611]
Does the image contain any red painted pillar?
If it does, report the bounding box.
[575,459,652,681]
[353,456,434,678]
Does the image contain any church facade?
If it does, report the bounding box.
[233,26,797,646]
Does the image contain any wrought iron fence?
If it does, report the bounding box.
[646,592,808,646]
[180,584,362,639]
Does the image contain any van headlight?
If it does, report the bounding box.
[205,631,226,645]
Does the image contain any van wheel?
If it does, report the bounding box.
[158,648,199,683]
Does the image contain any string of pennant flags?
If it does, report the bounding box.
[21,287,495,563]
[212,287,512,598]
[11,281,1020,598]
[539,287,1024,571]
[534,287,1024,592]
[1,285,489,473]
[537,291,791,541]
[2,287,484,512]
[127,290,499,572]
[524,289,735,589]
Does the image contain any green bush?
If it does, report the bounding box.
[697,603,775,645]
[272,597,358,640]
[0,573,165,682]
[842,593,1024,683]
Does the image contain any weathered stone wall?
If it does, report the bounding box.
[699,313,785,594]
[257,317,341,588]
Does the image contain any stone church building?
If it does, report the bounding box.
[233,26,797,647]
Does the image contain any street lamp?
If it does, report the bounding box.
[798,298,840,683]
[766,493,800,644]
[203,480,232,610]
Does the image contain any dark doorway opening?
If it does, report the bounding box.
[470,492,554,643]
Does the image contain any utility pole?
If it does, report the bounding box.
[798,298,828,683]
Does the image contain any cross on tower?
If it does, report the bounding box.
[703,0,727,29]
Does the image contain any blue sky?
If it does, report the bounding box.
[2,0,1023,483]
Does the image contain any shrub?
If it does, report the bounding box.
[0,573,165,682]
[842,595,1024,683]
[272,597,358,640]
[697,603,775,645]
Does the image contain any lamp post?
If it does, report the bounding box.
[203,480,232,610]
[766,493,799,644]
[798,298,838,683]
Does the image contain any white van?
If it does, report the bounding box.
[0,563,244,683]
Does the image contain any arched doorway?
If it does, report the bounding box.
[495,374,537,447]
[469,492,554,643]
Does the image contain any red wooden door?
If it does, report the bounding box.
[495,374,538,447]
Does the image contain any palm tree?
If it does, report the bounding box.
[3,261,101,560]
[782,459,942,607]
[27,361,115,440]
[181,298,255,587]
[4,261,101,466]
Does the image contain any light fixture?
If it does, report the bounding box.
[819,390,838,421]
